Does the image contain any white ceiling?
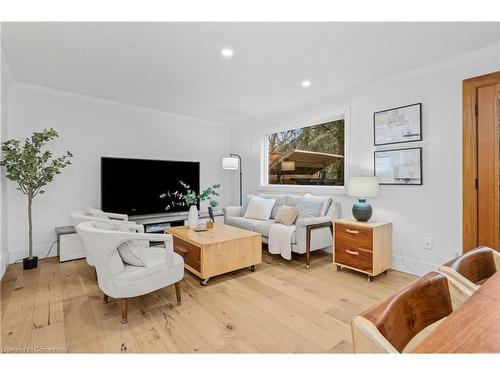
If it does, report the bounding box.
[2,22,499,124]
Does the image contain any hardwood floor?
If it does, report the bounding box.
[1,250,416,353]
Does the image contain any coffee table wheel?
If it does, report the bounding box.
[336,265,342,272]
[250,265,256,272]
[368,275,374,282]
[200,278,210,286]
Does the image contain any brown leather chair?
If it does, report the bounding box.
[439,246,500,293]
[351,271,471,353]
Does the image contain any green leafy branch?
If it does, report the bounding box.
[1,128,73,198]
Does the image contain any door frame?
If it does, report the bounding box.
[463,71,500,252]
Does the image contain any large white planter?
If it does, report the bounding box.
[188,205,199,228]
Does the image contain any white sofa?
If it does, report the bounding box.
[224,193,340,269]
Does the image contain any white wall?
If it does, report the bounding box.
[1,66,9,277]
[5,83,232,263]
[230,46,500,275]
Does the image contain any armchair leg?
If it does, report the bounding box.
[175,282,182,305]
[121,298,128,324]
[103,294,108,304]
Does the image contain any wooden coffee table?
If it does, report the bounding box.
[166,224,262,285]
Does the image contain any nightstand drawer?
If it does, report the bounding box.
[335,223,373,250]
[172,237,201,272]
[335,244,373,272]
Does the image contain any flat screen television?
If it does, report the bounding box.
[101,157,200,216]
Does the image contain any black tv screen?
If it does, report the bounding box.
[101,157,200,216]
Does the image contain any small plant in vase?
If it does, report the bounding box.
[160,181,220,229]
[199,185,220,227]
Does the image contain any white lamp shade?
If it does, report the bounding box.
[348,176,379,198]
[222,156,239,170]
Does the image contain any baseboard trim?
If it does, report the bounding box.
[8,242,57,265]
[391,255,438,276]
[0,252,9,279]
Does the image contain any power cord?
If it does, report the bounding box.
[45,240,57,258]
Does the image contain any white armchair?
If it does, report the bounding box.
[76,221,184,324]
[70,209,135,266]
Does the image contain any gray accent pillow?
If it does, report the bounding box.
[303,194,332,216]
[295,198,324,220]
[274,205,299,226]
[258,194,287,219]
[286,195,302,207]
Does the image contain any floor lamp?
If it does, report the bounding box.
[222,154,242,206]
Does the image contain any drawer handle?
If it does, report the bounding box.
[176,247,188,254]
[345,229,359,234]
[346,249,360,255]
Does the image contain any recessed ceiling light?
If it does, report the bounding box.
[221,48,234,58]
[301,80,311,88]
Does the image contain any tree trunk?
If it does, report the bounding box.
[27,194,33,259]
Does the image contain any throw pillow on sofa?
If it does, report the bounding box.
[258,194,287,219]
[274,205,299,226]
[240,194,253,216]
[303,193,332,216]
[244,195,277,221]
[295,197,324,220]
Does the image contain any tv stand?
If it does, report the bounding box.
[131,210,224,233]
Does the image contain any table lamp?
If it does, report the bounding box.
[348,176,379,222]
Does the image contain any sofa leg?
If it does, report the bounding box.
[121,298,128,324]
[306,225,312,270]
[175,282,182,306]
[103,294,108,304]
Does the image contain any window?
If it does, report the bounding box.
[266,118,345,186]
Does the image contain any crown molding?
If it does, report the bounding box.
[231,43,500,128]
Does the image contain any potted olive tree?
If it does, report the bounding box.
[0,128,73,270]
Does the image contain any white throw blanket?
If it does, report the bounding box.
[268,223,295,260]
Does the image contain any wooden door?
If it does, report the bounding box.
[477,84,500,250]
[463,72,500,252]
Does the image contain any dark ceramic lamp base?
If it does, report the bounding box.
[352,199,372,222]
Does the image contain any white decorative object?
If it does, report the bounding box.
[188,205,199,228]
[243,195,276,221]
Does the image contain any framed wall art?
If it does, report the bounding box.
[374,147,422,185]
[374,103,422,146]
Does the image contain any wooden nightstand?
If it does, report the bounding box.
[333,218,392,282]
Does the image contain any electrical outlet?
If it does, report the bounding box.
[423,237,433,250]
